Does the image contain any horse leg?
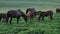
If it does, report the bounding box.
[17,17,20,24]
[30,17,32,23]
[38,15,41,21]
[42,16,44,21]
[2,18,6,22]
[50,15,53,20]
[32,14,35,20]
[0,18,2,21]
[6,17,9,24]
[30,16,33,23]
[2,18,5,22]
[10,17,12,24]
[4,18,6,22]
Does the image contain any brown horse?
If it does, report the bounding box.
[56,8,60,14]
[38,10,53,21]
[26,8,36,21]
[26,11,32,18]
[0,13,7,22]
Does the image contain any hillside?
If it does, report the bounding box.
[0,0,60,3]
[0,0,60,7]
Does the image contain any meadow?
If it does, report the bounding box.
[0,0,60,34]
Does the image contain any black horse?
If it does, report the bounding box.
[26,8,36,21]
[0,13,7,22]
[38,10,53,21]
[6,9,27,24]
[56,8,60,14]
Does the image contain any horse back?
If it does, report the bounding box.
[7,10,22,18]
[0,13,7,18]
[26,8,36,14]
[47,10,53,15]
[40,10,53,16]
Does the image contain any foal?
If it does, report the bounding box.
[26,8,36,22]
[38,10,53,21]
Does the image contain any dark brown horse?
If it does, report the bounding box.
[6,9,27,24]
[56,8,60,14]
[26,8,36,20]
[38,10,53,21]
[0,13,7,22]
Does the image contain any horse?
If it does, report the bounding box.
[6,9,27,24]
[38,10,53,21]
[26,8,36,22]
[26,11,32,18]
[0,13,7,22]
[56,8,60,14]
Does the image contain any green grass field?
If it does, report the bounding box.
[0,0,60,34]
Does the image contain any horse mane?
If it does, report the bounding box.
[26,8,36,14]
[26,11,32,17]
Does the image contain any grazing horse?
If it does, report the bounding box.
[56,8,60,14]
[0,13,7,22]
[26,11,32,18]
[6,9,27,24]
[38,10,53,21]
[26,8,36,20]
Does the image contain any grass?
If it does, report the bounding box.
[0,14,60,34]
[0,0,60,34]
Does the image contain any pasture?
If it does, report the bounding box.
[0,0,60,34]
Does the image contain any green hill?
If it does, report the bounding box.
[0,0,60,7]
[0,0,60,3]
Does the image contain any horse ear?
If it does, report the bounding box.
[17,9,21,11]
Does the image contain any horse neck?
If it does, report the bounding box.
[22,13,27,18]
[22,13,27,22]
